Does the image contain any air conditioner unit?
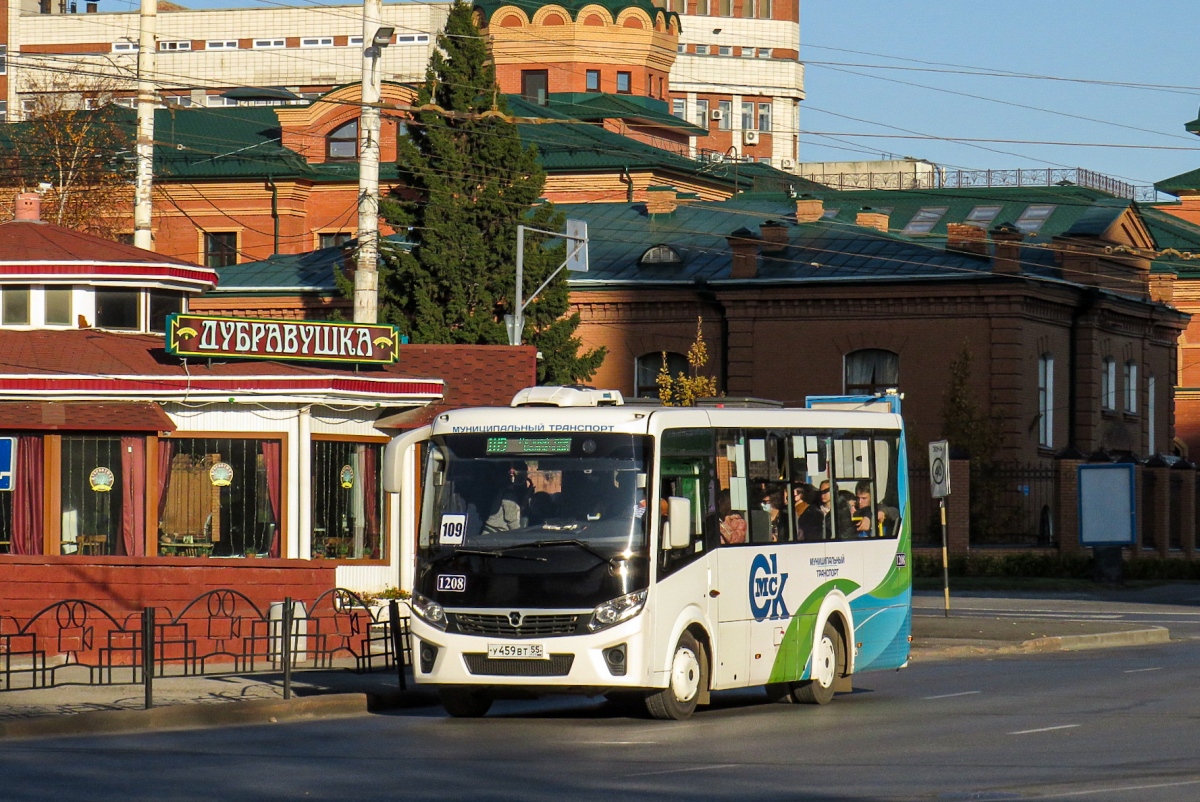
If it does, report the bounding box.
[711,109,724,121]
[743,130,760,145]
[780,158,795,169]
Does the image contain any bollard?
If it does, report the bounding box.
[389,599,407,691]
[282,596,293,700]
[142,606,155,710]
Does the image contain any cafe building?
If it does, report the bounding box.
[0,194,536,615]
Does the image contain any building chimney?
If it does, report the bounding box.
[759,220,788,254]
[990,222,1024,275]
[14,193,41,222]
[855,207,888,233]
[645,185,678,215]
[727,227,759,279]
[946,222,987,257]
[794,194,824,223]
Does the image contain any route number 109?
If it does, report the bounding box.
[439,513,467,545]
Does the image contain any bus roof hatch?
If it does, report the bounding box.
[510,386,625,407]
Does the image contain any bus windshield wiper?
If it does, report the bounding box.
[522,539,612,563]
[430,548,547,564]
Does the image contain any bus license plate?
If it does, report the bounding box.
[487,643,548,660]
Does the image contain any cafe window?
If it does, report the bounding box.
[60,436,135,557]
[156,437,282,558]
[0,435,43,555]
[2,285,30,325]
[44,286,73,326]
[149,290,184,333]
[94,288,140,330]
[311,439,384,560]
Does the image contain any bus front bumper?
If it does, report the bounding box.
[408,614,652,690]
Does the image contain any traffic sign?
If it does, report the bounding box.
[928,440,950,498]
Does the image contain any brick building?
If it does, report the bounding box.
[560,186,1187,465]
[2,0,803,167]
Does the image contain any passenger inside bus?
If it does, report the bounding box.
[852,480,900,537]
[481,462,531,532]
[793,483,823,541]
[717,489,747,545]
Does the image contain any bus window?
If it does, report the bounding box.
[660,428,715,575]
[715,429,749,546]
[831,432,901,539]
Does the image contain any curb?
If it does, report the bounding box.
[0,692,370,741]
[1022,626,1171,652]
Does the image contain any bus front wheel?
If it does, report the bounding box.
[792,620,843,705]
[645,631,705,720]
[440,687,493,718]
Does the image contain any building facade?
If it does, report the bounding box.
[2,0,803,167]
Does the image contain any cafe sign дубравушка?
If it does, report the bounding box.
[166,313,399,365]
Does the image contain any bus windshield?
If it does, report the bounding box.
[415,432,653,607]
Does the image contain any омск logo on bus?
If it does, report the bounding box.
[749,553,790,621]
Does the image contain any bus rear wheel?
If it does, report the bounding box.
[645,631,704,720]
[792,620,843,705]
[440,687,493,718]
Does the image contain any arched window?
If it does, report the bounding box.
[326,119,358,161]
[844,348,899,395]
[639,244,682,265]
[636,351,687,398]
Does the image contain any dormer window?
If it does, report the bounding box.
[326,119,358,161]
[640,244,682,265]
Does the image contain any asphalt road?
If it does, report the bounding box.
[914,588,1200,641]
[6,640,1200,801]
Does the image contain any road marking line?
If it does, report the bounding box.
[625,764,738,778]
[1039,778,1200,798]
[1123,667,1163,674]
[581,741,658,746]
[1007,724,1080,735]
[923,691,982,700]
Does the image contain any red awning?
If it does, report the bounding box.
[0,402,176,432]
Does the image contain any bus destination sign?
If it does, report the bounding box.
[485,436,573,455]
[165,313,399,365]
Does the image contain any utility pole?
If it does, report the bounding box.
[353,0,391,323]
[133,0,156,251]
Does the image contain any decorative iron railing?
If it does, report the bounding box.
[798,167,1157,202]
[0,588,412,706]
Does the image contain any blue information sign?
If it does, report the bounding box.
[0,437,14,491]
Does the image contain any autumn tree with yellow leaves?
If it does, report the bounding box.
[657,318,719,406]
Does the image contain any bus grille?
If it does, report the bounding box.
[453,613,579,638]
[463,653,575,677]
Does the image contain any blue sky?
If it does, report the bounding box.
[122,0,1200,192]
[800,1,1200,192]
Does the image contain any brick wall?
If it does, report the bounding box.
[0,556,337,621]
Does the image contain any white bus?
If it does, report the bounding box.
[383,387,912,719]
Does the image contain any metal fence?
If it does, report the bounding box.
[798,167,1157,202]
[0,588,412,706]
[971,462,1056,547]
[908,458,939,547]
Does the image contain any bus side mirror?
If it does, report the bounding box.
[663,496,691,550]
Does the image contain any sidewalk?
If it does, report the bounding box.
[1,584,1190,738]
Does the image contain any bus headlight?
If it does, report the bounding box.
[588,589,648,632]
[411,593,447,630]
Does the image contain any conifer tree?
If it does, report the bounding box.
[378,0,604,383]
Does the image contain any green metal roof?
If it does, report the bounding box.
[1157,167,1200,195]
[213,234,411,295]
[547,93,708,136]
